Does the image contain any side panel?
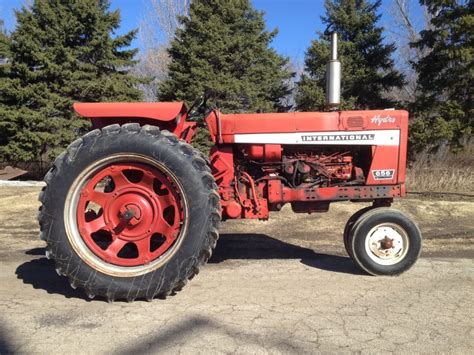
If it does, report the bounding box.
[367,146,400,185]
[207,109,409,220]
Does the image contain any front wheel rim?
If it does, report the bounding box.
[65,154,188,277]
[364,223,409,266]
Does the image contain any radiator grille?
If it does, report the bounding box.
[347,116,365,128]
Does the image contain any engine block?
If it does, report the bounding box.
[282,152,354,186]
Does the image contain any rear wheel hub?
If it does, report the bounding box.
[106,188,157,240]
[76,162,184,267]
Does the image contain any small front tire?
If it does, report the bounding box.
[347,208,422,276]
[343,206,374,258]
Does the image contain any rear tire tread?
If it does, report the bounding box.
[38,124,221,302]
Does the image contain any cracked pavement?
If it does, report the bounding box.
[0,186,473,353]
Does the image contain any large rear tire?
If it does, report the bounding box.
[38,124,220,301]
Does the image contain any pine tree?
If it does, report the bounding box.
[0,0,144,170]
[0,18,10,74]
[410,0,473,152]
[295,0,404,111]
[159,0,292,114]
[0,19,9,62]
[0,19,13,160]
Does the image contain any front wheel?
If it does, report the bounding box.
[343,206,374,259]
[38,124,220,301]
[346,208,422,276]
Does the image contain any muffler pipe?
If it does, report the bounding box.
[325,32,341,108]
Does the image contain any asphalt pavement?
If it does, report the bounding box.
[0,186,473,353]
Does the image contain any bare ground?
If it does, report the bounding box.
[0,186,473,353]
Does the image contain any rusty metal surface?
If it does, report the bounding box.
[0,166,28,180]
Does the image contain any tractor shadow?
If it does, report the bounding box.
[0,322,14,355]
[15,234,362,300]
[16,251,89,301]
[210,233,364,275]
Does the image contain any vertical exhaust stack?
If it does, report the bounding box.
[326,32,341,108]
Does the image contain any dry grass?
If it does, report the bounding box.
[406,141,474,194]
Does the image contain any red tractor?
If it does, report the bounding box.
[38,34,421,301]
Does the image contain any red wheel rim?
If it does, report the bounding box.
[76,163,184,267]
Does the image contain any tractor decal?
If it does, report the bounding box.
[234,130,400,146]
[372,169,396,180]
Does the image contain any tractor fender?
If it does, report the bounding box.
[73,102,187,129]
